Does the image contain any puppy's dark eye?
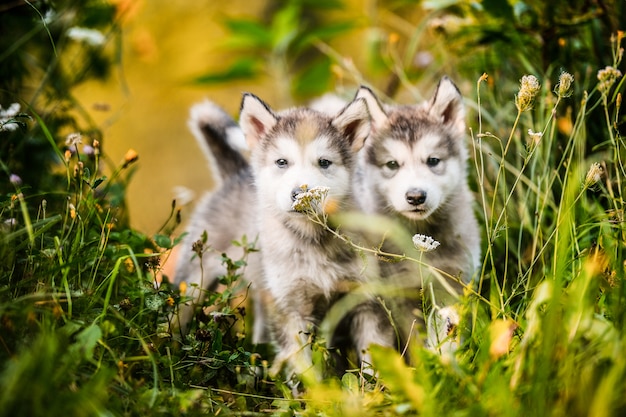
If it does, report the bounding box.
[276,158,288,168]
[385,160,400,170]
[318,159,332,169]
[426,157,440,167]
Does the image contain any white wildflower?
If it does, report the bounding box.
[67,27,106,46]
[527,129,543,145]
[65,132,83,147]
[412,234,440,252]
[291,185,329,212]
[0,103,21,131]
[43,9,56,25]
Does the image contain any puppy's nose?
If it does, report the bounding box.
[406,189,427,206]
[291,186,309,201]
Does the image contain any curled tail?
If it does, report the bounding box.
[188,100,249,182]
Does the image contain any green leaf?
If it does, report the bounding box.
[271,3,300,53]
[341,372,360,393]
[173,232,187,246]
[92,176,106,189]
[301,0,344,8]
[212,330,223,352]
[297,21,355,50]
[482,0,515,20]
[224,19,272,49]
[292,58,332,97]
[370,345,424,412]
[153,233,172,249]
[75,324,102,361]
[193,58,260,84]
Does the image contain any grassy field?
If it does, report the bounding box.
[1,1,625,416]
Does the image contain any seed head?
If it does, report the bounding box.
[556,71,574,98]
[191,239,204,257]
[515,75,541,112]
[597,66,622,96]
[584,162,604,188]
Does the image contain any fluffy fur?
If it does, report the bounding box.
[353,77,481,348]
[172,100,268,342]
[173,78,481,378]
[239,93,394,379]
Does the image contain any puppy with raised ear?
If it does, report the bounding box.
[239,93,394,381]
[353,78,481,350]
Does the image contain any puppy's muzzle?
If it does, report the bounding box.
[406,188,427,206]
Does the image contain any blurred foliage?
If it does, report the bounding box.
[193,0,356,103]
[191,0,625,157]
[423,0,626,147]
[0,0,122,208]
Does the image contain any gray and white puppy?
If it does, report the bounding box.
[239,93,394,380]
[353,77,481,349]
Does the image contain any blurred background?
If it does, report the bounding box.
[1,0,623,233]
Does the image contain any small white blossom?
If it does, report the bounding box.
[65,132,83,147]
[412,234,440,252]
[67,27,106,46]
[527,129,543,144]
[43,9,56,24]
[0,103,21,131]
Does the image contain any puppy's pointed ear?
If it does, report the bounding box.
[332,97,371,152]
[239,93,278,149]
[355,86,388,132]
[429,76,466,136]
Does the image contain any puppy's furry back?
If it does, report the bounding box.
[172,100,265,341]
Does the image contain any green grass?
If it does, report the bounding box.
[1,6,625,415]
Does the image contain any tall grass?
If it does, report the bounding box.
[281,36,626,416]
